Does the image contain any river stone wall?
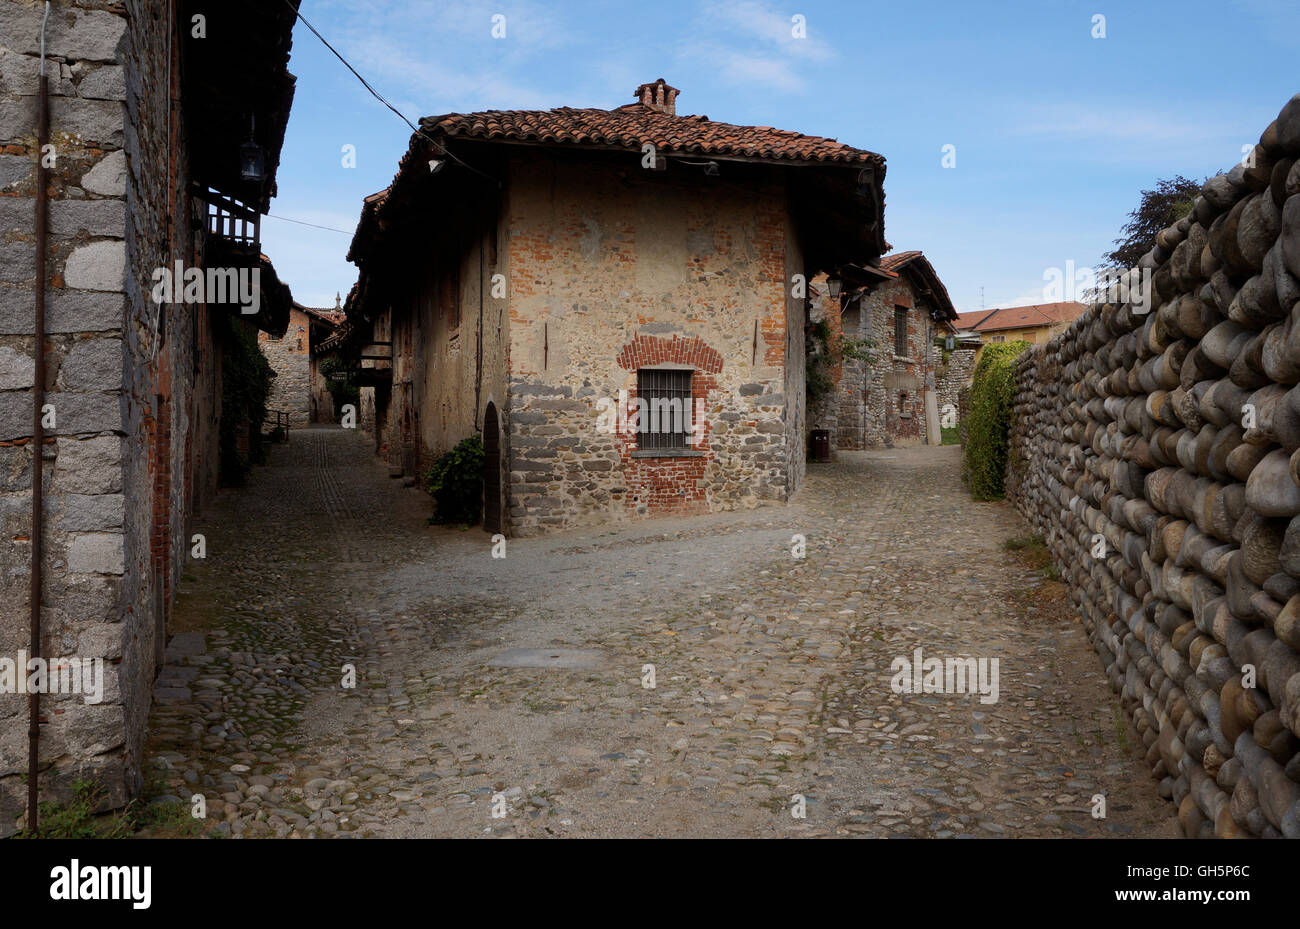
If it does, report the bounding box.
[1006,93,1300,838]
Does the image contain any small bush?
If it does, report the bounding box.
[424,434,485,525]
[962,341,1029,500]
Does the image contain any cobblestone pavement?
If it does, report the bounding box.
[146,426,1179,838]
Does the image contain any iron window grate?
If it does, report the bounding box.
[637,368,692,450]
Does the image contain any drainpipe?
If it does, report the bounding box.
[28,0,51,834]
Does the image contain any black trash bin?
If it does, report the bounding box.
[810,429,831,463]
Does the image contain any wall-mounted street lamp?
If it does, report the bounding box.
[826,278,843,298]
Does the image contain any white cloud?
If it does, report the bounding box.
[1007,102,1239,146]
[301,0,581,116]
[678,0,837,94]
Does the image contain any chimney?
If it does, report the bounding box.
[634,78,679,116]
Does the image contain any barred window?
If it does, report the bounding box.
[637,368,692,450]
[894,307,908,357]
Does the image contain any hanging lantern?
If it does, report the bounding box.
[240,139,264,183]
[240,113,264,183]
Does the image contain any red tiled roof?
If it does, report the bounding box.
[954,310,995,330]
[878,250,923,273]
[420,106,882,167]
[957,302,1087,333]
[348,81,887,289]
[871,250,957,321]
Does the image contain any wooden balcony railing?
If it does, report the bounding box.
[195,186,261,250]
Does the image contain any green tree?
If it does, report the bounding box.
[1103,175,1203,270]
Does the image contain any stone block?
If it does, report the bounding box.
[47,95,124,147]
[63,240,125,292]
[81,150,125,197]
[77,64,125,101]
[66,531,123,575]
[0,346,34,390]
[0,445,33,493]
[50,199,125,238]
[0,5,125,62]
[0,290,118,335]
[54,435,122,493]
[59,704,126,757]
[77,622,123,660]
[0,154,33,192]
[57,337,121,391]
[54,493,123,531]
[0,241,35,284]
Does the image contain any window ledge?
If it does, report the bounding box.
[632,448,706,458]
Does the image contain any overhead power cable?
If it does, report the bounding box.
[279,0,496,183]
[266,213,352,235]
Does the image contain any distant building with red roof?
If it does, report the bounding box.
[954,301,1088,359]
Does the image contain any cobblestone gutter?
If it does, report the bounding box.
[1006,93,1300,838]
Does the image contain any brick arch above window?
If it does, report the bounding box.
[617,334,724,374]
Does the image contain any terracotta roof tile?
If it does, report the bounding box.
[878,250,923,273]
[419,106,882,166]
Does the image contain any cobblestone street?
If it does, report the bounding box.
[146,426,1178,838]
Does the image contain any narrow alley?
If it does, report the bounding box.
[145,427,1177,838]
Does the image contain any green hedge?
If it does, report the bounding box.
[962,340,1029,500]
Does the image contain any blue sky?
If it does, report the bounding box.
[262,0,1300,312]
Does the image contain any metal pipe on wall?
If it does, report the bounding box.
[28,0,52,835]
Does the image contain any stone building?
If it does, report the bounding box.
[259,301,344,428]
[822,250,958,449]
[343,79,886,535]
[0,0,299,833]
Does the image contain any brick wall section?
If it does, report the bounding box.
[1005,94,1300,837]
[504,156,798,535]
[612,335,722,516]
[259,306,311,427]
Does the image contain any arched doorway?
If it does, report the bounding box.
[483,402,502,533]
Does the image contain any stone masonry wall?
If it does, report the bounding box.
[260,306,310,427]
[1006,93,1300,838]
[935,346,976,424]
[0,0,210,833]
[0,0,138,834]
[504,155,799,536]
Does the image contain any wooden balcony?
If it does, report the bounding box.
[355,341,393,386]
